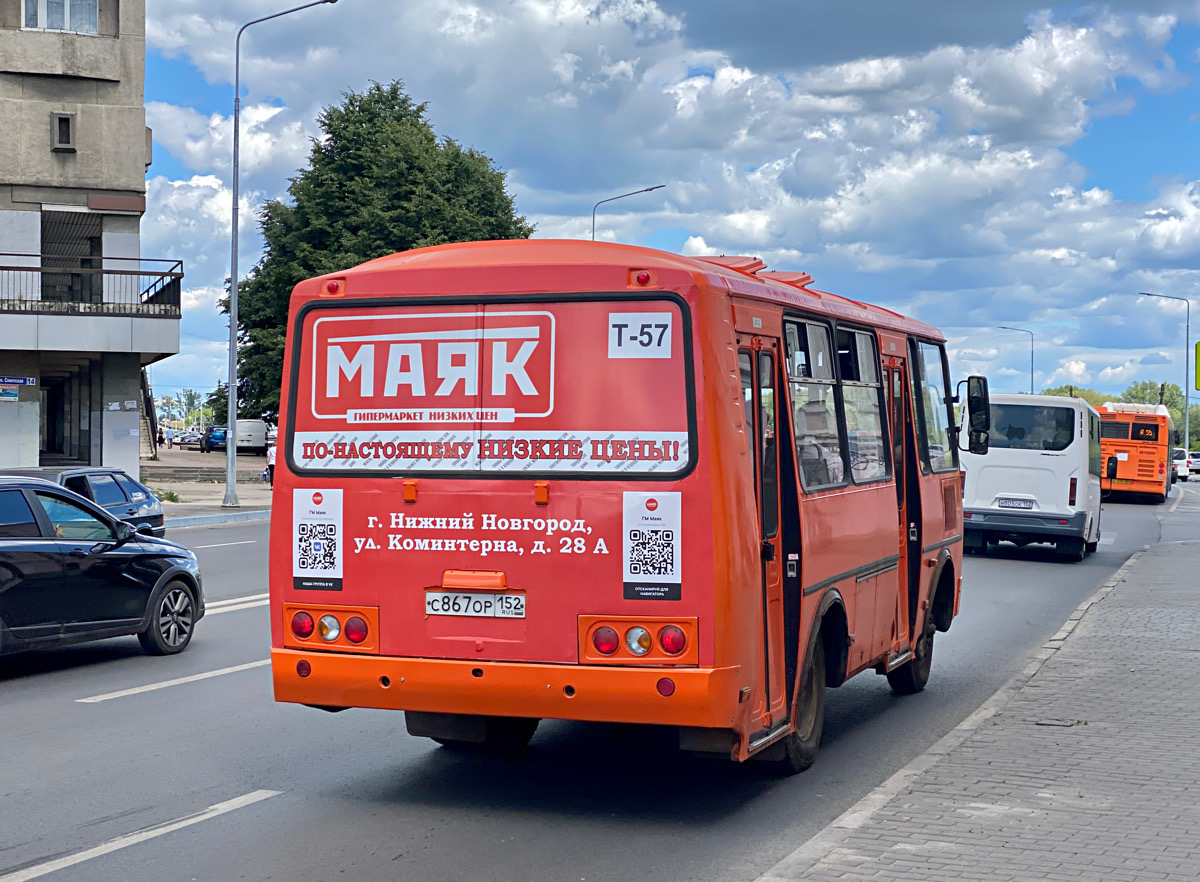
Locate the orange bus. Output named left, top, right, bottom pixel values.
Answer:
left=269, top=240, right=989, bottom=772
left=1097, top=402, right=1173, bottom=502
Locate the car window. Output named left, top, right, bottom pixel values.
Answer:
left=63, top=475, right=91, bottom=498
left=0, top=490, right=41, bottom=539
left=114, top=475, right=148, bottom=503
left=34, top=492, right=113, bottom=541
left=88, top=474, right=128, bottom=506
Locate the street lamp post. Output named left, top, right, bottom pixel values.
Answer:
left=591, top=185, right=666, bottom=241
left=224, top=0, right=338, bottom=507
left=998, top=326, right=1034, bottom=394
left=1138, top=292, right=1190, bottom=453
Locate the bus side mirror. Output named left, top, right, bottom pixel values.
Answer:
left=1106, top=457, right=1118, bottom=480
left=967, top=376, right=990, bottom=433
left=968, top=431, right=989, bottom=455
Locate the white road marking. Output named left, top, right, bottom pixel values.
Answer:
left=204, top=593, right=269, bottom=616
left=76, top=660, right=270, bottom=704
left=0, top=790, right=280, bottom=882
left=208, top=600, right=269, bottom=616
left=192, top=540, right=258, bottom=549
left=1170, top=491, right=1184, bottom=513
left=206, top=593, right=268, bottom=608
left=1098, top=536, right=1116, bottom=546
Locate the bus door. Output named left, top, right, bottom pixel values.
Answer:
left=740, top=341, right=787, bottom=725
left=884, top=358, right=917, bottom=651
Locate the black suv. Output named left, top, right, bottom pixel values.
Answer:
left=2, top=467, right=165, bottom=537
left=0, top=476, right=204, bottom=656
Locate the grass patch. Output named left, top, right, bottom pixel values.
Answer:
left=152, top=488, right=183, bottom=503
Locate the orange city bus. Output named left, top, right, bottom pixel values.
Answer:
left=1097, top=402, right=1173, bottom=502
left=269, top=240, right=989, bottom=772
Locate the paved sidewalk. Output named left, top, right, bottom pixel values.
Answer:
left=760, top=542, right=1200, bottom=882
left=142, top=477, right=274, bottom=522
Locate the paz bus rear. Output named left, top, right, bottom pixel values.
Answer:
left=269, top=241, right=745, bottom=749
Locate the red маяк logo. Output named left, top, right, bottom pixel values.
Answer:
left=312, top=492, right=323, bottom=505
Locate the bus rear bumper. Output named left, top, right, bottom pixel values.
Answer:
left=271, top=649, right=743, bottom=728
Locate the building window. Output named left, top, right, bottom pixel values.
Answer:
left=24, top=0, right=99, bottom=34
left=51, top=112, right=76, bottom=152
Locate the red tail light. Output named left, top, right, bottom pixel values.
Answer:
left=1068, top=477, right=1077, bottom=507
left=291, top=611, right=314, bottom=639
left=593, top=626, right=619, bottom=655
left=659, top=625, right=687, bottom=655
left=344, top=616, right=369, bottom=644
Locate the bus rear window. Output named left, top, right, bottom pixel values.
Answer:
left=989, top=404, right=1075, bottom=451
left=287, top=296, right=693, bottom=477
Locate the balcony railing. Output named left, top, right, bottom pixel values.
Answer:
left=0, top=254, right=184, bottom=318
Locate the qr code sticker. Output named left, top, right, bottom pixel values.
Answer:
left=628, top=529, right=675, bottom=576
left=297, top=522, right=337, bottom=570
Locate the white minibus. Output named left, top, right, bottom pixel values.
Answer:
left=961, top=394, right=1102, bottom=561
left=236, top=418, right=269, bottom=455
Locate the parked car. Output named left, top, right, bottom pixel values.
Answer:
left=200, top=425, right=227, bottom=453
left=1191, top=451, right=1200, bottom=474
left=236, top=418, right=269, bottom=455
left=0, top=467, right=165, bottom=537
left=1173, top=447, right=1189, bottom=483
left=0, top=476, right=204, bottom=656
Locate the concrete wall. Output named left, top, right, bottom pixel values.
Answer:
left=0, top=0, right=148, bottom=194
left=0, top=350, right=40, bottom=467
left=0, top=314, right=179, bottom=357
left=100, top=350, right=139, bottom=477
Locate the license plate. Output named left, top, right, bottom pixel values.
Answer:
left=425, top=591, right=525, bottom=618
left=997, top=498, right=1033, bottom=509
left=1111, top=478, right=1132, bottom=485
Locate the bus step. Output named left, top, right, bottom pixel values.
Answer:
left=885, top=650, right=914, bottom=672
left=747, top=722, right=791, bottom=753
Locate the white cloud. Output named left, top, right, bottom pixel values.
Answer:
left=140, top=1, right=1200, bottom=397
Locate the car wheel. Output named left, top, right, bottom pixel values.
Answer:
left=138, top=580, right=197, bottom=655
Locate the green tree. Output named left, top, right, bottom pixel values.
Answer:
left=1040, top=385, right=1109, bottom=409
left=206, top=383, right=228, bottom=426
left=1121, top=380, right=1185, bottom=421
left=230, top=80, right=533, bottom=422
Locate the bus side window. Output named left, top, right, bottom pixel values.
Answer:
left=740, top=351, right=756, bottom=483
left=836, top=328, right=889, bottom=484
left=911, top=340, right=955, bottom=473
left=786, top=321, right=846, bottom=490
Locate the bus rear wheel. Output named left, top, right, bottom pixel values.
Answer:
left=776, top=647, right=825, bottom=775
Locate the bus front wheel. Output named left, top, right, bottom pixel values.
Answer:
left=777, top=647, right=826, bottom=774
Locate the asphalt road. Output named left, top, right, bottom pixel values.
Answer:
left=2, top=485, right=1196, bottom=882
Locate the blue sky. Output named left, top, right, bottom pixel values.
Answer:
left=139, top=1, right=1200, bottom=402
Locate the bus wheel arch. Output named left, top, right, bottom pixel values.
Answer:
left=928, top=551, right=956, bottom=633
left=813, top=591, right=850, bottom=689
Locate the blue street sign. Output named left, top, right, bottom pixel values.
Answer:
left=0, top=377, right=36, bottom=385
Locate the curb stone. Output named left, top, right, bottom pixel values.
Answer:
left=752, top=545, right=1150, bottom=882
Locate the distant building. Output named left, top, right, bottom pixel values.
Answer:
left=0, top=0, right=181, bottom=476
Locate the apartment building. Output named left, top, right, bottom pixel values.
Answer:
left=0, top=0, right=181, bottom=476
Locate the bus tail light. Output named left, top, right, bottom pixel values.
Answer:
left=283, top=604, right=378, bottom=654
left=659, top=625, right=686, bottom=655
left=1068, top=478, right=1077, bottom=507
left=593, top=626, right=619, bottom=655
left=579, top=616, right=698, bottom=665
left=291, top=611, right=315, bottom=639
left=318, top=615, right=341, bottom=642
left=625, top=626, right=652, bottom=655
